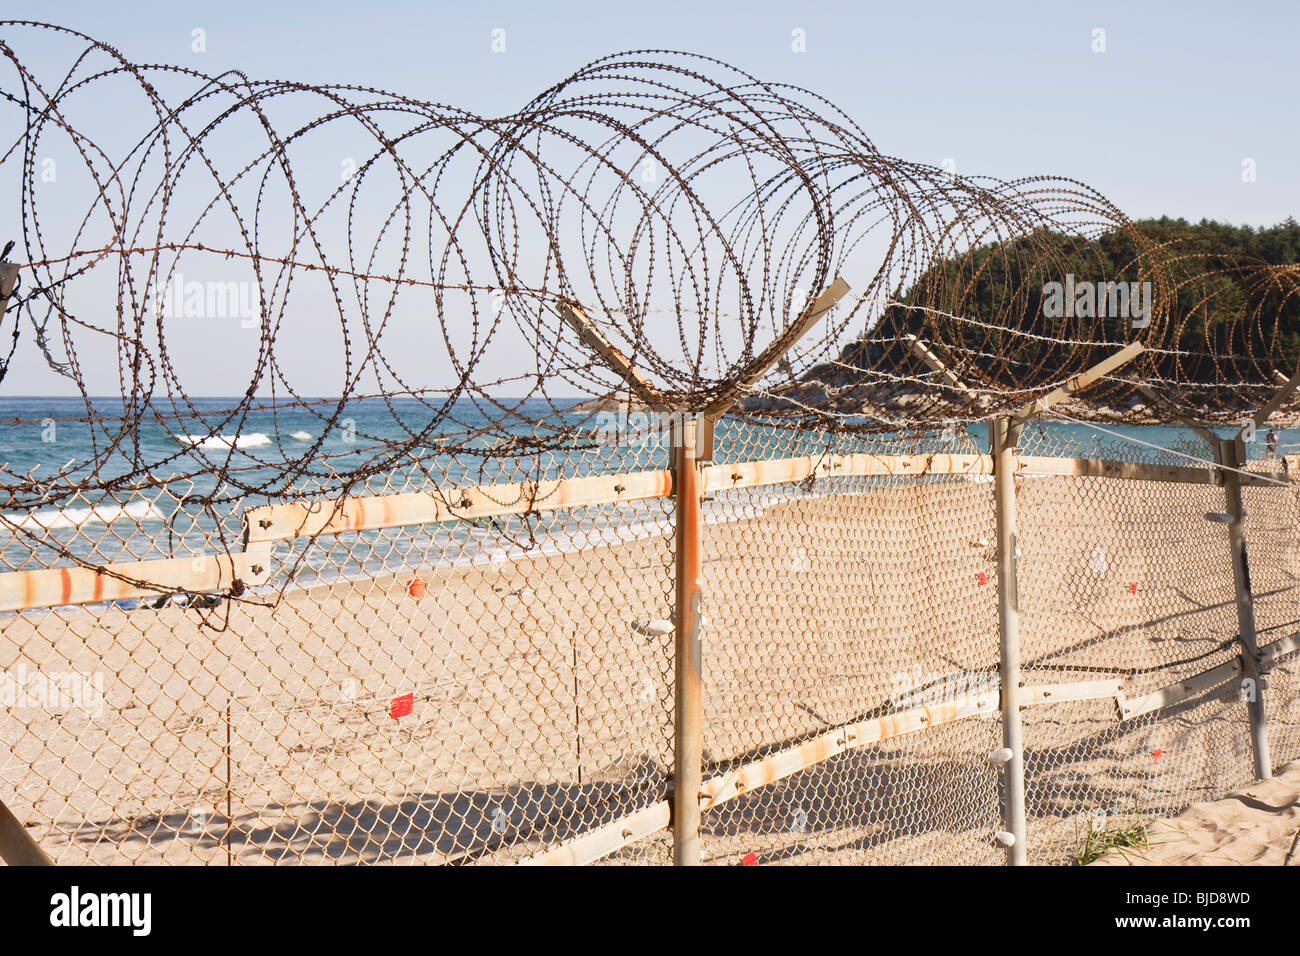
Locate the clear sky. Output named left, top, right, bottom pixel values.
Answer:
left=2, top=0, right=1297, bottom=396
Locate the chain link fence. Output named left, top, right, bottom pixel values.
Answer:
left=1015, top=428, right=1263, bottom=863
left=4, top=415, right=1298, bottom=866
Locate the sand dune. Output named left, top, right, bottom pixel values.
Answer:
left=1089, top=760, right=1300, bottom=866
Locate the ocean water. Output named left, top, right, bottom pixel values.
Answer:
left=0, top=396, right=1294, bottom=600
left=0, top=395, right=591, bottom=495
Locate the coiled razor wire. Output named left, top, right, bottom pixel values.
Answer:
left=1, top=20, right=1299, bottom=515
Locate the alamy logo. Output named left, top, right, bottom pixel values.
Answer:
left=0, top=665, right=103, bottom=717
left=49, top=886, right=151, bottom=936
left=151, top=273, right=260, bottom=326
left=1041, top=274, right=1151, bottom=328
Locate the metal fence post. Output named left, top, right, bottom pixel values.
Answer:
left=993, top=417, right=1028, bottom=865
left=1220, top=436, right=1272, bottom=780
left=672, top=414, right=704, bottom=865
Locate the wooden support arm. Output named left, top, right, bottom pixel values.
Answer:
left=1011, top=341, right=1144, bottom=425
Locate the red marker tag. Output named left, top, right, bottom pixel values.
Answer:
left=1129, top=583, right=1138, bottom=595
left=1152, top=748, right=1162, bottom=760
left=391, top=692, right=414, bottom=719
left=741, top=852, right=757, bottom=866
left=977, top=572, right=987, bottom=586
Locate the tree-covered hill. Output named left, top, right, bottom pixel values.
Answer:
left=797, top=218, right=1300, bottom=410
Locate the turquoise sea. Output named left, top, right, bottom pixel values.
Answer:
left=0, top=396, right=1293, bottom=600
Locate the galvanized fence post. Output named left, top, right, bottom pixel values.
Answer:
left=1219, top=436, right=1272, bottom=780
left=672, top=414, right=704, bottom=865
left=993, top=417, right=1028, bottom=865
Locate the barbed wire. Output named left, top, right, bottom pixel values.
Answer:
left=2, top=19, right=1298, bottom=514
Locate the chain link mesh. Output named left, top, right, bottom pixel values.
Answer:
left=1016, top=430, right=1299, bottom=863
left=5, top=421, right=1300, bottom=865
left=696, top=422, right=1002, bottom=864
left=2, top=440, right=680, bottom=865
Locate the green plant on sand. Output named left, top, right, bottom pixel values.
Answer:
left=1075, top=809, right=1150, bottom=865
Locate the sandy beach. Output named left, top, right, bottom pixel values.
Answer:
left=2, top=470, right=1299, bottom=865
left=1088, top=759, right=1300, bottom=865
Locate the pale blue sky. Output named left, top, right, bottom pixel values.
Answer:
left=2, top=1, right=1297, bottom=395
left=9, top=0, right=1294, bottom=221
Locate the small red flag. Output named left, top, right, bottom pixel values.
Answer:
left=1152, top=748, right=1162, bottom=760
left=1130, top=583, right=1138, bottom=594
left=741, top=852, right=757, bottom=866
left=977, top=572, right=987, bottom=586
left=391, top=692, right=414, bottom=719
